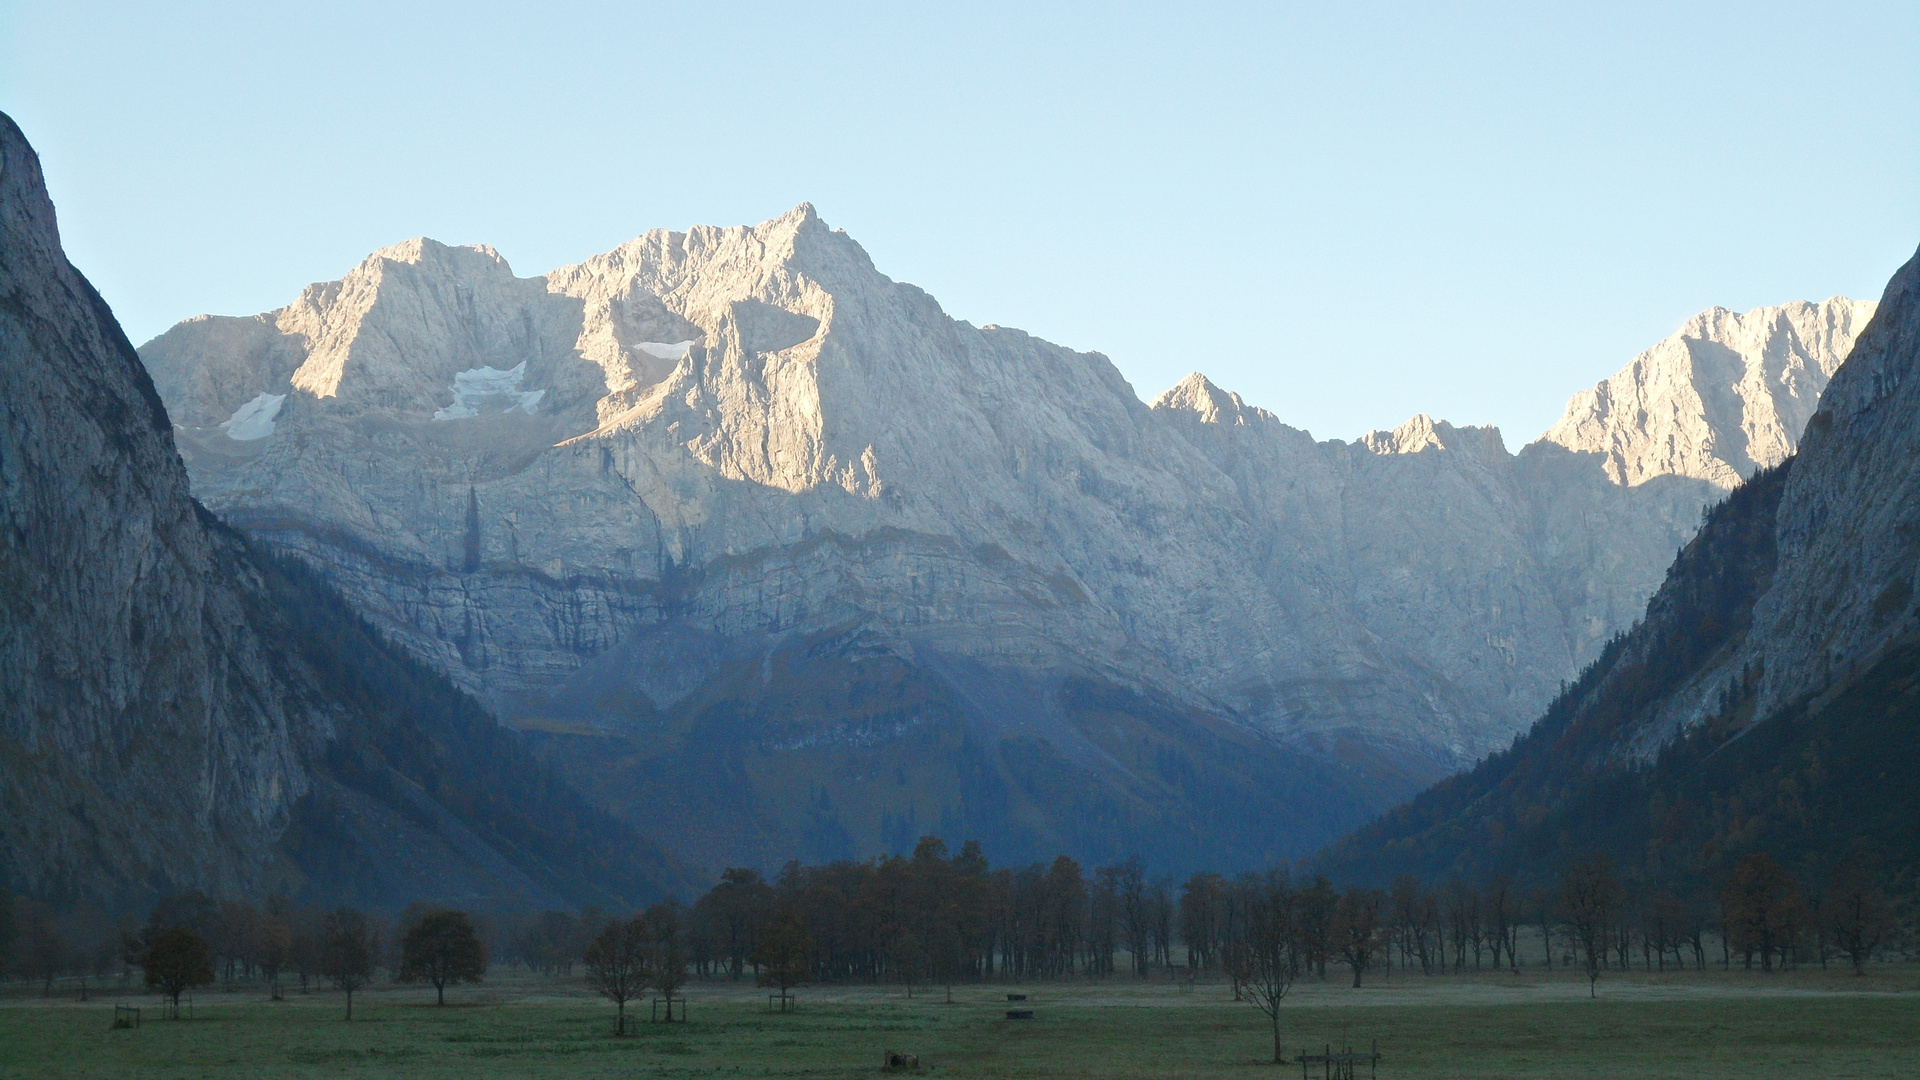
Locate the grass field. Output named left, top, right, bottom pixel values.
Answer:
left=2, top=965, right=1917, bottom=1079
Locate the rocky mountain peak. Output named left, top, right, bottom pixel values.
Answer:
left=0, top=117, right=65, bottom=270
left=1149, top=372, right=1276, bottom=427
left=1359, top=414, right=1506, bottom=459
left=1539, top=297, right=1874, bottom=488
left=1749, top=257, right=1920, bottom=719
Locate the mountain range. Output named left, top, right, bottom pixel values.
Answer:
left=133, top=201, right=1870, bottom=877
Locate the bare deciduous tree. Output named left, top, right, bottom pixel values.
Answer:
left=1558, top=854, right=1623, bottom=998
left=1721, top=853, right=1804, bottom=972
left=1243, top=870, right=1301, bottom=1064
left=1823, top=857, right=1895, bottom=975
left=750, top=909, right=813, bottom=1008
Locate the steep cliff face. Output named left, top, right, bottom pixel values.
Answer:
left=1749, top=269, right=1920, bottom=718
left=1316, top=246, right=1920, bottom=890
left=0, top=113, right=677, bottom=909
left=136, top=202, right=1868, bottom=872
left=0, top=112, right=300, bottom=901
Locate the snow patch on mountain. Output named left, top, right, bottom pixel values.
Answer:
left=635, top=341, right=695, bottom=361
left=221, top=392, right=285, bottom=440
left=432, top=362, right=545, bottom=421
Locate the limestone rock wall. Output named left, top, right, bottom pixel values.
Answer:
left=0, top=114, right=309, bottom=898
left=139, top=207, right=1868, bottom=770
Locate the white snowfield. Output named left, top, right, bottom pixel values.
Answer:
left=220, top=392, right=285, bottom=440
left=635, top=340, right=694, bottom=360
left=136, top=205, right=1872, bottom=769
left=432, top=362, right=545, bottom=421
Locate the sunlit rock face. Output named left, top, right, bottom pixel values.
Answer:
left=139, top=205, right=1868, bottom=782
left=1541, top=299, right=1876, bottom=487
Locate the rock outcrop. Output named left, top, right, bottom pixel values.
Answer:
left=136, top=204, right=1869, bottom=872
left=0, top=113, right=677, bottom=908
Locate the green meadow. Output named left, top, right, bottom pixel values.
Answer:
left=2, top=966, right=1916, bottom=1079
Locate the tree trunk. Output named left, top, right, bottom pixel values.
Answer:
left=346, top=989, right=353, bottom=1021
left=436, top=979, right=446, bottom=1005
left=1271, top=1010, right=1282, bottom=1064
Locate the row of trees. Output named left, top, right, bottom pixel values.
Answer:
left=1542, top=851, right=1900, bottom=992
left=0, top=890, right=488, bottom=1019
left=677, top=839, right=1185, bottom=992
left=2, top=842, right=1901, bottom=1019
left=656, top=840, right=1907, bottom=1001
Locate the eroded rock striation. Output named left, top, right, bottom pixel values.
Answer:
left=137, top=204, right=1869, bottom=872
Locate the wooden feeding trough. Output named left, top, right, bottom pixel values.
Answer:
left=1292, top=1040, right=1379, bottom=1080
left=1006, top=993, right=1027, bottom=1001
left=1005, top=1008, right=1034, bottom=1020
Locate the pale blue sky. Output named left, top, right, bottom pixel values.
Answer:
left=4, top=2, right=1916, bottom=443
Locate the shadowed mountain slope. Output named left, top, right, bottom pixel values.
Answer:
left=1315, top=243, right=1920, bottom=895
left=0, top=112, right=682, bottom=910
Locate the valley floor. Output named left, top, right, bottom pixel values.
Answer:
left=1, top=966, right=1915, bottom=1079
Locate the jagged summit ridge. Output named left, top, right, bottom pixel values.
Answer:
left=137, top=204, right=1870, bottom=868
left=1542, top=298, right=1874, bottom=487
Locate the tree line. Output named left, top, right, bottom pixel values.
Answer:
left=0, top=839, right=1905, bottom=1020
left=0, top=889, right=487, bottom=1019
